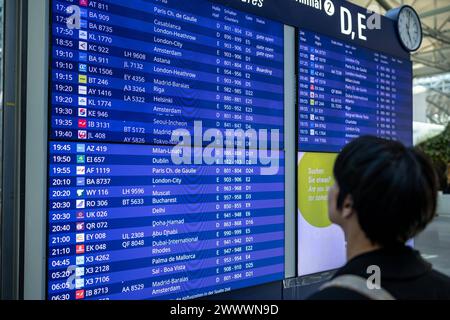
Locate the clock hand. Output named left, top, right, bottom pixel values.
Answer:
left=406, top=25, right=413, bottom=44
left=409, top=23, right=415, bottom=36
left=407, top=28, right=412, bottom=43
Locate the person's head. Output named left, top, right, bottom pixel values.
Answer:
left=328, top=136, right=439, bottom=247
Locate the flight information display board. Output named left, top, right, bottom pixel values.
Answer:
left=48, top=0, right=285, bottom=300
left=298, top=29, right=413, bottom=153
left=296, top=28, right=413, bottom=277
left=50, top=0, right=284, bottom=146
left=48, top=143, right=285, bottom=300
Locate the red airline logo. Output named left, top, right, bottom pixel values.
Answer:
left=78, top=119, right=87, bottom=129
left=76, top=244, right=85, bottom=254
left=75, top=290, right=85, bottom=300
left=78, top=130, right=87, bottom=140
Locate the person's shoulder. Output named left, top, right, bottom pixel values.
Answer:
left=428, top=269, right=450, bottom=287
left=307, top=287, right=370, bottom=300
left=410, top=269, right=450, bottom=299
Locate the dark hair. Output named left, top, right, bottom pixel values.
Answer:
left=334, top=136, right=439, bottom=246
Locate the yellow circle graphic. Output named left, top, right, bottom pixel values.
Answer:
left=298, top=153, right=337, bottom=228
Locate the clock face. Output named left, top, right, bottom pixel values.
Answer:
left=398, top=7, right=422, bottom=51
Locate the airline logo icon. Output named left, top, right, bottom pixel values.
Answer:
left=310, top=129, right=315, bottom=136
left=310, top=77, right=315, bottom=84
left=76, top=233, right=85, bottom=243
left=79, top=52, right=88, bottom=62
left=75, top=278, right=85, bottom=289
left=76, top=256, right=85, bottom=265
left=76, top=267, right=85, bottom=277
left=77, top=155, right=86, bottom=164
left=79, top=75, right=87, bottom=84
left=79, top=64, right=87, bottom=73
left=76, top=199, right=86, bottom=209
left=310, top=84, right=315, bottom=91
left=80, top=8, right=88, bottom=18
left=78, top=108, right=87, bottom=117
left=79, top=0, right=89, bottom=7
left=79, top=85, right=87, bottom=95
left=75, top=290, right=85, bottom=300
left=310, top=92, right=315, bottom=99
left=80, top=20, right=88, bottom=29
left=78, top=130, right=88, bottom=140
left=310, top=54, right=315, bottom=61
left=77, top=177, right=86, bottom=186
left=310, top=114, right=316, bottom=121
left=78, top=97, right=87, bottom=106
left=76, top=166, right=86, bottom=175
left=77, top=189, right=85, bottom=197
left=76, top=222, right=85, bottom=231
left=77, top=144, right=86, bottom=153
left=79, top=30, right=88, bottom=40
left=76, top=211, right=85, bottom=219
left=78, top=119, right=87, bottom=129
left=79, top=41, right=88, bottom=51
left=76, top=244, right=85, bottom=254
left=310, top=99, right=315, bottom=106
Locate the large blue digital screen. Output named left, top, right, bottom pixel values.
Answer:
left=296, top=28, right=414, bottom=277
left=48, top=0, right=285, bottom=300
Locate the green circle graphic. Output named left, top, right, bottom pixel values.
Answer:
left=298, top=153, right=337, bottom=228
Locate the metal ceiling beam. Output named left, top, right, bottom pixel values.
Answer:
left=413, top=68, right=449, bottom=79
left=426, top=98, right=449, bottom=120
left=422, top=24, right=450, bottom=45
left=430, top=88, right=450, bottom=99
left=415, top=73, right=450, bottom=85
left=375, top=0, right=392, bottom=11
left=420, top=5, right=450, bottom=19
left=412, top=56, right=450, bottom=72
left=415, top=70, right=448, bottom=79
left=414, top=46, right=450, bottom=56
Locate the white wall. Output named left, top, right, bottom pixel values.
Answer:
left=413, top=91, right=428, bottom=123
left=438, top=193, right=450, bottom=216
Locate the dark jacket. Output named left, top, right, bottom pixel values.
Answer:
left=309, top=245, right=450, bottom=300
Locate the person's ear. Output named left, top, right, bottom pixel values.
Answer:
left=341, top=194, right=354, bottom=219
